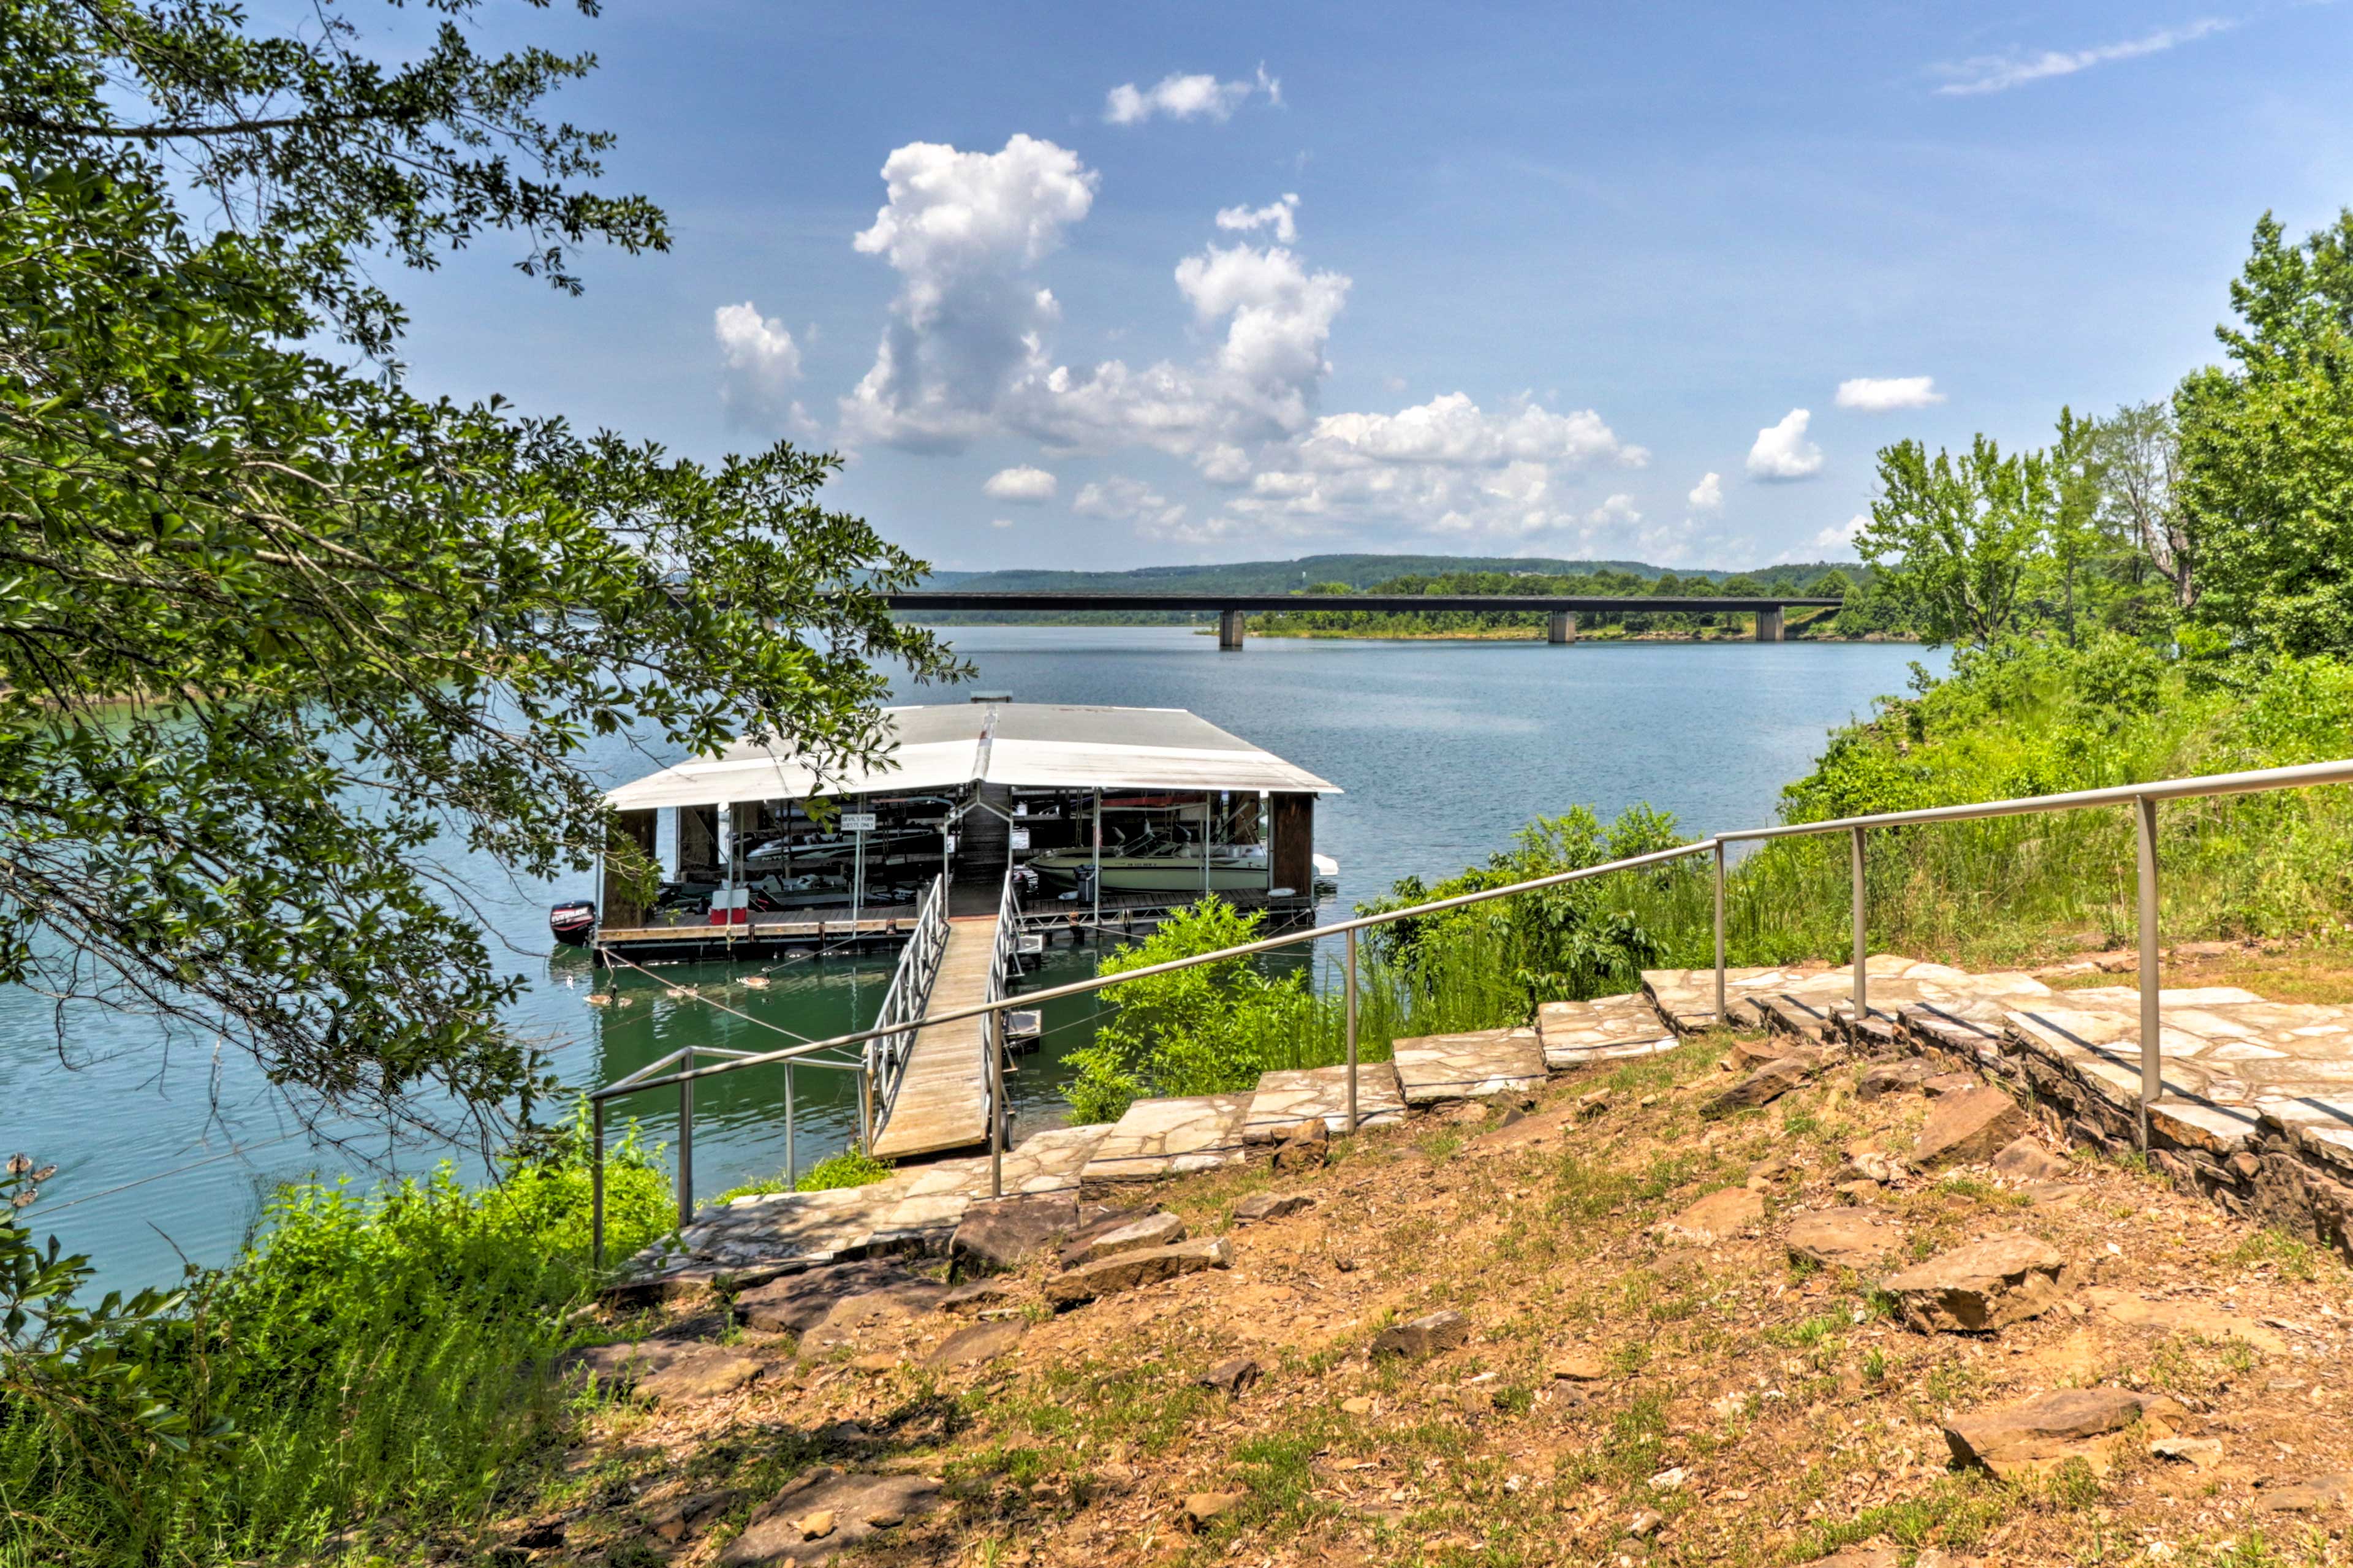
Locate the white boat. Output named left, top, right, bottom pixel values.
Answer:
left=1028, top=832, right=1276, bottom=893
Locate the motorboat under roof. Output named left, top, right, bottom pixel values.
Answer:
left=603, top=701, right=1341, bottom=812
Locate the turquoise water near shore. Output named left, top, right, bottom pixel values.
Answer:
left=6, top=627, right=1941, bottom=1290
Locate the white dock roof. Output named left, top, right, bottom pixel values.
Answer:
left=604, top=702, right=1339, bottom=811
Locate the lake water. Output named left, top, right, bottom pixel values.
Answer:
left=7, top=627, right=1939, bottom=1290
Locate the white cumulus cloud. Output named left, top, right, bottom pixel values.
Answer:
left=1215, top=193, right=1300, bottom=244
left=1815, top=514, right=1869, bottom=550
left=1747, top=409, right=1825, bottom=482
left=1104, top=64, right=1280, bottom=124
left=1933, top=18, right=2235, bottom=96
left=713, top=301, right=803, bottom=428
left=1686, top=471, right=1723, bottom=510
left=840, top=135, right=1099, bottom=452
left=1073, top=476, right=1189, bottom=537
left=1836, top=376, right=1944, bottom=412
left=982, top=465, right=1057, bottom=503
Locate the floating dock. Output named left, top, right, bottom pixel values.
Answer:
left=870, top=914, right=1000, bottom=1159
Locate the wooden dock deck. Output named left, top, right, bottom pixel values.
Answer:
left=869, top=914, right=999, bottom=1160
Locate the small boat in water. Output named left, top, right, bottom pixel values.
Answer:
left=1027, top=831, right=1329, bottom=895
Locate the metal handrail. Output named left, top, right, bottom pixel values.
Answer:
left=981, top=866, right=1022, bottom=1197
left=863, top=871, right=950, bottom=1136
left=587, top=754, right=2353, bottom=1267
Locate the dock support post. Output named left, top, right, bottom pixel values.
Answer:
left=676, top=1049, right=694, bottom=1231
left=1547, top=610, right=1577, bottom=645
left=1218, top=608, right=1247, bottom=651
left=591, top=1100, right=605, bottom=1271
left=1344, top=926, right=1360, bottom=1134
left=1712, top=839, right=1726, bottom=1027
left=988, top=1009, right=1004, bottom=1199
left=1754, top=606, right=1784, bottom=642
left=1849, top=827, right=1868, bottom=1025
left=2135, top=795, right=2161, bottom=1148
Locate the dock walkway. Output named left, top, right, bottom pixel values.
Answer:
left=870, top=914, right=999, bottom=1160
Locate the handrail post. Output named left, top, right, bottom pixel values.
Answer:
left=784, top=1060, right=797, bottom=1187
left=1344, top=926, right=1360, bottom=1134
left=1850, top=825, right=1868, bottom=1023
left=1712, top=839, right=1727, bottom=1027
left=987, top=1007, right=1004, bottom=1199
left=2135, top=794, right=2161, bottom=1148
left=591, top=1098, right=606, bottom=1272
left=676, top=1047, right=694, bottom=1231
left=860, top=1052, right=875, bottom=1151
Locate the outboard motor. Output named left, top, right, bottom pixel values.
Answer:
left=548, top=900, right=597, bottom=947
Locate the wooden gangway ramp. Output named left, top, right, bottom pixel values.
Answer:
left=869, top=912, right=999, bottom=1159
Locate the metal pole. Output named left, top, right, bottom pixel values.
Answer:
left=860, top=1058, right=874, bottom=1151
left=784, top=1060, right=797, bottom=1187
left=676, top=1048, right=694, bottom=1230
left=1091, top=787, right=1102, bottom=931
left=987, top=1009, right=1004, bottom=1198
left=591, top=1099, right=606, bottom=1271
left=1712, top=838, right=1727, bottom=1027
left=2135, top=794, right=2161, bottom=1146
left=1344, top=926, right=1360, bottom=1134
left=1850, top=825, right=1868, bottom=1023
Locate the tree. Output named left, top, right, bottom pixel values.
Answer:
left=0, top=3, right=956, bottom=1145
left=2088, top=401, right=2195, bottom=612
left=2176, top=211, right=2353, bottom=657
left=2038, top=406, right=2108, bottom=646
left=1856, top=436, right=2052, bottom=648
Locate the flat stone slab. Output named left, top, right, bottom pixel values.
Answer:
left=1392, top=1028, right=1547, bottom=1104
left=1654, top=1186, right=1765, bottom=1244
left=1881, top=1232, right=2069, bottom=1332
left=1785, top=1209, right=1904, bottom=1270
left=719, top=1468, right=944, bottom=1566
left=1044, top=1237, right=1233, bottom=1306
left=1535, top=992, right=1677, bottom=1068
left=1080, top=1093, right=1251, bottom=1189
left=1945, top=1387, right=2183, bottom=1480
left=1642, top=964, right=1830, bottom=1033
left=1243, top=1062, right=1405, bottom=1142
left=559, top=1338, right=764, bottom=1403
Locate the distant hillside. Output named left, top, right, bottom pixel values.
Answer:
left=908, top=554, right=1871, bottom=624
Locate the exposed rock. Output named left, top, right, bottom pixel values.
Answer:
left=1627, top=1508, right=1664, bottom=1538
left=1835, top=1180, right=1884, bottom=1204
left=511, top=1515, right=569, bottom=1550
left=1180, top=1491, right=1245, bottom=1530
left=948, top=1194, right=1078, bottom=1277
left=1991, top=1137, right=2070, bottom=1183
left=1911, top=1086, right=2030, bottom=1169
left=2151, top=1436, right=2224, bottom=1468
left=1922, top=1072, right=1980, bottom=1097
left=1233, top=1191, right=1315, bottom=1224
left=1549, top=1353, right=1610, bottom=1382
left=1784, top=1209, right=1904, bottom=1270
left=1856, top=1061, right=1936, bottom=1100
left=1199, top=1355, right=1262, bottom=1395
left=1043, top=1237, right=1233, bottom=1307
left=1271, top=1118, right=1331, bottom=1175
left=646, top=1488, right=738, bottom=1543
left=938, top=1278, right=1020, bottom=1316
left=736, top=1262, right=924, bottom=1334
left=1943, top=1387, right=2183, bottom=1479
left=1813, top=1550, right=1898, bottom=1568
left=718, top=1469, right=942, bottom=1566
left=2082, top=1287, right=2288, bottom=1352
left=925, top=1319, right=1027, bottom=1371
left=2257, top=1472, right=2353, bottom=1513
left=797, top=1284, right=949, bottom=1361
left=1882, top=1232, right=2071, bottom=1332
left=1654, top=1186, right=1765, bottom=1244
left=1734, top=1037, right=1819, bottom=1070
left=1370, top=1309, right=1472, bottom=1358
left=1705, top=1056, right=1811, bottom=1115
left=558, top=1338, right=764, bottom=1404
left=1059, top=1209, right=1185, bottom=1267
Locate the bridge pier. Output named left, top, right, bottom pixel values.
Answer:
left=1218, top=608, right=1247, bottom=651
left=1547, top=610, right=1578, bottom=645
left=1754, top=606, right=1784, bottom=643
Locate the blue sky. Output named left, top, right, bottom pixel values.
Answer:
left=386, top=2, right=2353, bottom=571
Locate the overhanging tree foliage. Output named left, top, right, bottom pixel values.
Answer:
left=0, top=2, right=957, bottom=1143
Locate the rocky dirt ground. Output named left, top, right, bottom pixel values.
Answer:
left=447, top=1018, right=2353, bottom=1568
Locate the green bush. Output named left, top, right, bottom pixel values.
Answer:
left=792, top=1149, right=894, bottom=1192
left=0, top=1107, right=672, bottom=1566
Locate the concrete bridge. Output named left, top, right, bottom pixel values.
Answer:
left=884, top=592, right=1844, bottom=650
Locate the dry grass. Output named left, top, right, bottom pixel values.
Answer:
left=442, top=1036, right=2353, bottom=1568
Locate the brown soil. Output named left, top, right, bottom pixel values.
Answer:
left=462, top=1037, right=2353, bottom=1568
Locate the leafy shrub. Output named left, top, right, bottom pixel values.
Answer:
left=0, top=1107, right=671, bottom=1566
left=794, top=1149, right=893, bottom=1192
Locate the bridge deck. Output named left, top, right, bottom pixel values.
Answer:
left=870, top=914, right=999, bottom=1159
